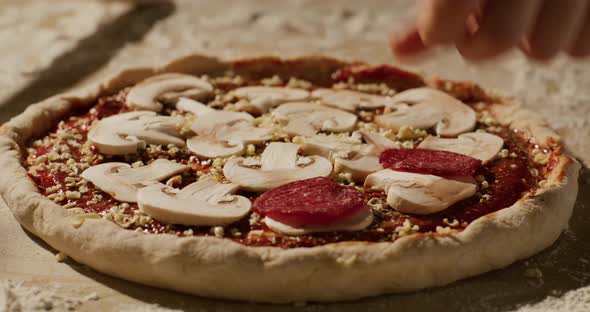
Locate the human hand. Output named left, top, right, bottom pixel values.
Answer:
left=391, top=0, right=590, bottom=61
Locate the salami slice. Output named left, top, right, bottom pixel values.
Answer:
left=379, top=148, right=482, bottom=177
left=253, top=177, right=366, bottom=227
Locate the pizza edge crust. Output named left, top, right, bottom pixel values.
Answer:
left=0, top=54, right=580, bottom=303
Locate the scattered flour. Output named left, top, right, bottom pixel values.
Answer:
left=0, top=280, right=98, bottom=312
left=513, top=285, right=590, bottom=312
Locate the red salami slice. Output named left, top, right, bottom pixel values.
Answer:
left=253, top=177, right=366, bottom=227
left=379, top=148, right=482, bottom=177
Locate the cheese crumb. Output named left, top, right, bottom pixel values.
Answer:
left=436, top=226, right=454, bottom=234
left=291, top=136, right=304, bottom=145
left=245, top=144, right=256, bottom=156
left=230, top=228, right=242, bottom=237
left=533, top=152, right=550, bottom=165
left=367, top=197, right=384, bottom=211
left=443, top=218, right=459, bottom=227
left=395, top=219, right=420, bottom=237
left=249, top=212, right=261, bottom=226
left=261, top=75, right=283, bottom=86
left=481, top=181, right=490, bottom=189
left=65, top=191, right=81, bottom=199
left=212, top=226, right=225, bottom=238
left=396, top=126, right=426, bottom=140
left=524, top=267, right=544, bottom=278
left=55, top=252, right=68, bottom=262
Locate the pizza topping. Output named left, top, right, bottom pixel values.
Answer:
left=223, top=142, right=332, bottom=192
left=300, top=133, right=372, bottom=161
left=264, top=209, right=374, bottom=236
left=176, top=97, right=214, bottom=116
left=379, top=149, right=482, bottom=177
left=232, top=86, right=310, bottom=115
left=334, top=156, right=382, bottom=182
left=418, top=132, right=504, bottom=164
left=301, top=131, right=399, bottom=182
left=375, top=88, right=476, bottom=137
left=312, top=89, right=394, bottom=112
left=253, top=177, right=369, bottom=228
left=80, top=159, right=188, bottom=202
left=365, top=169, right=477, bottom=215
left=126, top=73, right=213, bottom=112
left=88, top=111, right=184, bottom=155
left=23, top=68, right=547, bottom=247
left=187, top=110, right=272, bottom=158
left=272, top=102, right=357, bottom=136
left=137, top=177, right=251, bottom=226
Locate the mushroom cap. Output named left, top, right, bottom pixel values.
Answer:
left=187, top=110, right=271, bottom=158
left=418, top=132, right=504, bottom=164
left=375, top=88, right=476, bottom=137
left=138, top=177, right=251, bottom=226
left=232, top=86, right=310, bottom=114
left=187, top=136, right=245, bottom=159
left=334, top=156, right=383, bottom=182
left=88, top=111, right=185, bottom=155
left=359, top=130, right=400, bottom=152
left=273, top=102, right=357, bottom=136
left=312, top=88, right=394, bottom=112
left=264, top=208, right=374, bottom=235
left=364, top=169, right=477, bottom=215
left=176, top=97, right=214, bottom=116
left=191, top=110, right=254, bottom=135
left=223, top=142, right=332, bottom=192
left=80, top=159, right=188, bottom=202
left=300, top=132, right=398, bottom=182
left=126, top=73, right=213, bottom=112
left=300, top=133, right=372, bottom=160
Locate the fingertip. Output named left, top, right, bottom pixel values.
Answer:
left=390, top=29, right=429, bottom=57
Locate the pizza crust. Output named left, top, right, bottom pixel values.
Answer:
left=0, top=55, right=580, bottom=303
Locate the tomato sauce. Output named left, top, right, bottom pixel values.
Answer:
left=26, top=83, right=544, bottom=249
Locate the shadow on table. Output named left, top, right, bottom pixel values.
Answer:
left=39, top=167, right=586, bottom=312
left=0, top=1, right=175, bottom=123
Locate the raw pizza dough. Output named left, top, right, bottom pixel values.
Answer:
left=0, top=55, right=580, bottom=303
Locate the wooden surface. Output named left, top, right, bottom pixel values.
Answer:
left=1, top=1, right=589, bottom=311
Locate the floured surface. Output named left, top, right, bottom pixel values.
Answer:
left=514, top=285, right=590, bottom=312
left=1, top=0, right=589, bottom=311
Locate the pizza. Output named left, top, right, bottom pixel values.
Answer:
left=0, top=55, right=580, bottom=303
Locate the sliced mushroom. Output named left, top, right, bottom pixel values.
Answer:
left=300, top=133, right=372, bottom=161
left=80, top=159, right=188, bottom=203
left=190, top=110, right=253, bottom=135
left=264, top=209, right=374, bottom=236
left=137, top=177, right=251, bottom=226
left=359, top=130, right=400, bottom=152
left=187, top=110, right=271, bottom=158
left=176, top=97, right=214, bottom=116
left=334, top=156, right=382, bottom=182
left=301, top=131, right=399, bottom=181
left=364, top=169, right=477, bottom=215
left=418, top=132, right=504, bottom=163
left=272, top=102, right=357, bottom=136
left=232, top=86, right=310, bottom=115
left=88, top=111, right=184, bottom=155
left=223, top=142, right=332, bottom=192
left=375, top=88, right=476, bottom=137
left=126, top=73, right=213, bottom=112
left=312, top=89, right=394, bottom=112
